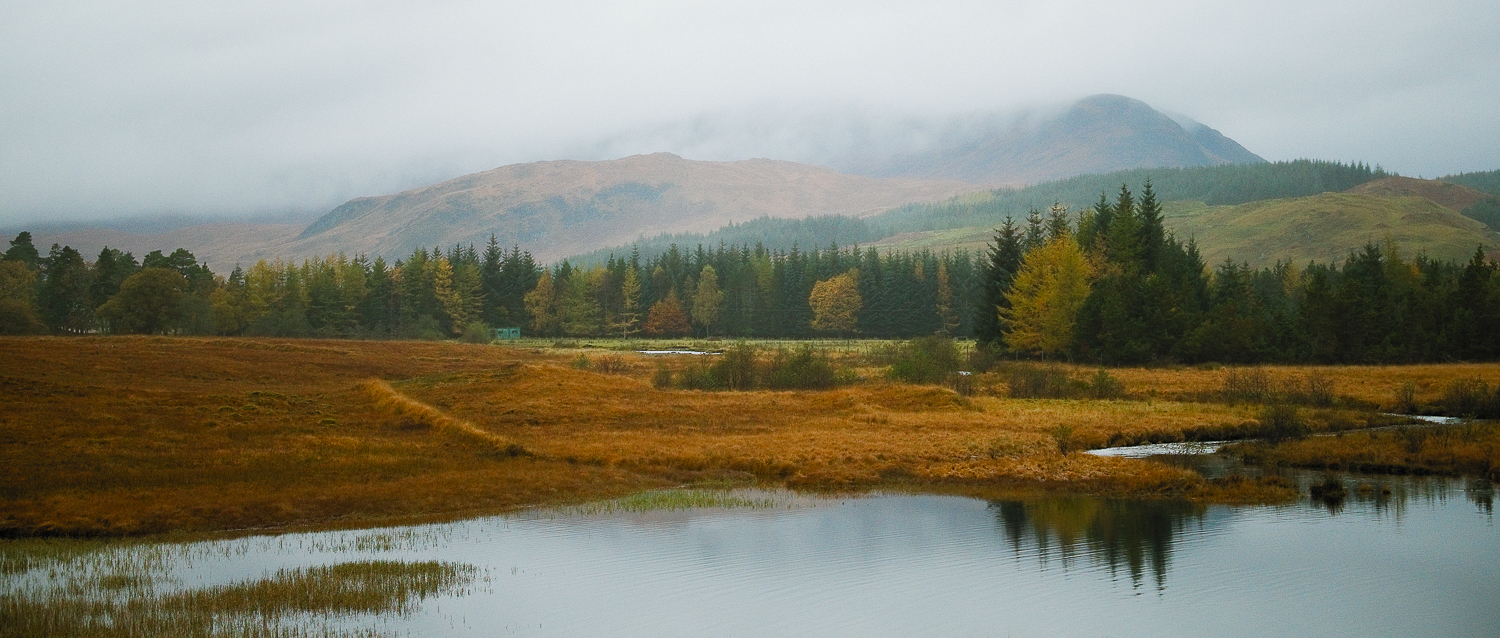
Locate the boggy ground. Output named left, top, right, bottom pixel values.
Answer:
left=1, top=336, right=1492, bottom=537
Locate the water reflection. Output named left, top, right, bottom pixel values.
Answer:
left=8, top=472, right=1497, bottom=637
left=991, top=498, right=1204, bottom=592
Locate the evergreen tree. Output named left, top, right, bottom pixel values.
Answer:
left=974, top=218, right=1024, bottom=347
left=3, top=232, right=40, bottom=266
left=38, top=245, right=93, bottom=334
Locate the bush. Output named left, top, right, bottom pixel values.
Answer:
left=1086, top=369, right=1125, bottom=399
left=710, top=342, right=759, bottom=390
left=966, top=342, right=1002, bottom=374
left=1394, top=381, right=1419, bottom=414
left=1257, top=403, right=1309, bottom=444
left=1442, top=377, right=1499, bottom=418
left=675, top=359, right=723, bottom=390
left=652, top=364, right=673, bottom=389
left=1222, top=367, right=1271, bottom=403
left=592, top=354, right=632, bottom=374
left=765, top=345, right=846, bottom=390
left=888, top=335, right=961, bottom=385
left=460, top=321, right=490, bottom=344
left=1005, top=364, right=1073, bottom=399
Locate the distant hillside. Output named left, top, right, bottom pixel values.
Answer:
left=873, top=159, right=1389, bottom=233
left=847, top=94, right=1265, bottom=185
left=27, top=223, right=303, bottom=275
left=1440, top=170, right=1500, bottom=198
left=1345, top=176, right=1489, bottom=212
left=290, top=153, right=977, bottom=264
left=1165, top=193, right=1499, bottom=266
left=571, top=160, right=1397, bottom=265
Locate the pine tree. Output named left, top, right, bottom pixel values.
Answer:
left=974, top=218, right=1024, bottom=347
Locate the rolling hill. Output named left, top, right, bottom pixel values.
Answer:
left=854, top=179, right=1500, bottom=267
left=285, top=152, right=978, bottom=265
left=1164, top=192, right=1499, bottom=266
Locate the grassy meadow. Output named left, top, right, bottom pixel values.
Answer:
left=2, top=336, right=1498, bottom=538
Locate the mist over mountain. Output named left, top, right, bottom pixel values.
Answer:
left=23, top=94, right=1291, bottom=270
left=838, top=95, right=1264, bottom=184
left=288, top=152, right=976, bottom=265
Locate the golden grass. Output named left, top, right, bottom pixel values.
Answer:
left=1229, top=422, right=1500, bottom=480
left=360, top=379, right=524, bottom=456
left=1, top=336, right=1491, bottom=537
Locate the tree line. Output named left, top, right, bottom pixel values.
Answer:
left=977, top=181, right=1500, bottom=364
left=0, top=230, right=983, bottom=341
left=5, top=177, right=1499, bottom=366
left=0, top=233, right=542, bottom=339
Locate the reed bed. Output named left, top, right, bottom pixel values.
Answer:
left=1, top=557, right=476, bottom=638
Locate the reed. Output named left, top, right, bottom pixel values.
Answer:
left=0, top=558, right=475, bottom=638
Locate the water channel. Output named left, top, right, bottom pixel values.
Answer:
left=7, top=452, right=1497, bottom=637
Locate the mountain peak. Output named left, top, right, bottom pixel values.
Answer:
left=854, top=95, right=1264, bottom=185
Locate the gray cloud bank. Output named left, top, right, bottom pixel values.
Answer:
left=2, top=0, right=1497, bottom=228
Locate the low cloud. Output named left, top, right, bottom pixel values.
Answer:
left=2, top=0, right=1496, bottom=227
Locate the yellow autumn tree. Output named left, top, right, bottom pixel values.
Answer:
left=1002, top=234, right=1094, bottom=357
left=809, top=270, right=861, bottom=337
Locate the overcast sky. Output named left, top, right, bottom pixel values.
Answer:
left=3, top=0, right=1497, bottom=228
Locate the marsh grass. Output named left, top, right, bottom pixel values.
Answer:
left=5, top=336, right=1497, bottom=537
left=1, top=557, right=475, bottom=638
left=554, top=489, right=781, bottom=516
left=1224, top=420, right=1500, bottom=479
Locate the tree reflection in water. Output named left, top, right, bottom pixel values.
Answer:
left=989, top=498, right=1205, bottom=593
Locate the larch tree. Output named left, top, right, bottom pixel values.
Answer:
left=643, top=289, right=691, bottom=336
left=691, top=265, right=723, bottom=337
left=523, top=270, right=560, bottom=336
left=1002, top=235, right=1094, bottom=357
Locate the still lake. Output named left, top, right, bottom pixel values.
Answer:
left=12, top=463, right=1498, bottom=637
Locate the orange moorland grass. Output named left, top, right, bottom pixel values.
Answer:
left=1227, top=422, right=1500, bottom=479
left=1092, top=362, right=1500, bottom=409
left=1, top=336, right=1487, bottom=538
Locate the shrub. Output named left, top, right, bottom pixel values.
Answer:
left=966, top=342, right=1002, bottom=374
left=1442, top=377, right=1498, bottom=418
left=592, top=354, right=632, bottom=374
left=675, top=360, right=723, bottom=390
left=1394, top=381, right=1419, bottom=414
left=459, top=321, right=490, bottom=344
left=1086, top=369, right=1125, bottom=399
left=888, top=335, right=961, bottom=385
left=1050, top=424, right=1076, bottom=455
left=710, top=342, right=759, bottom=390
left=766, top=345, right=845, bottom=390
left=1256, top=403, right=1309, bottom=444
left=1005, top=363, right=1073, bottom=399
left=652, top=364, right=673, bottom=389
left=949, top=371, right=976, bottom=396
left=1222, top=367, right=1271, bottom=404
